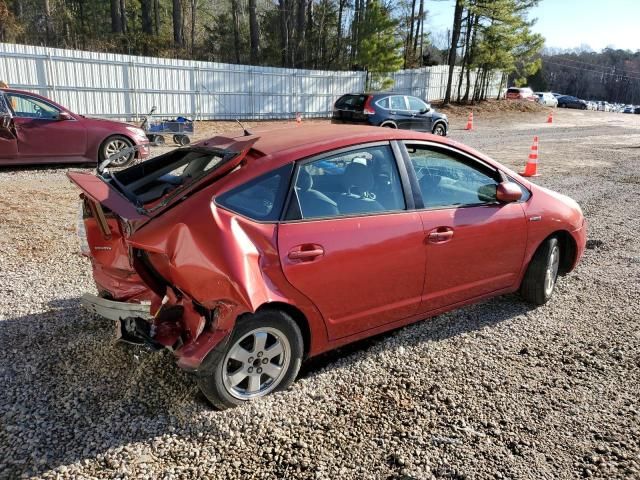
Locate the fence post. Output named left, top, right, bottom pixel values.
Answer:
left=249, top=68, right=254, bottom=120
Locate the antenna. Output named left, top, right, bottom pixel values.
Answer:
left=202, top=83, right=253, bottom=136
left=235, top=119, right=252, bottom=136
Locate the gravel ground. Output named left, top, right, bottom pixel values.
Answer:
left=0, top=108, right=639, bottom=480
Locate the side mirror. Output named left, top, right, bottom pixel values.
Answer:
left=150, top=106, right=157, bottom=114
left=0, top=114, right=12, bottom=129
left=58, top=111, right=73, bottom=121
left=420, top=105, right=431, bottom=114
left=496, top=182, right=523, bottom=203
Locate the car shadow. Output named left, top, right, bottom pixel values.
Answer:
left=0, top=294, right=532, bottom=477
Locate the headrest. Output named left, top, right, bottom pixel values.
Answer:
left=343, top=162, right=374, bottom=192
left=297, top=168, right=313, bottom=191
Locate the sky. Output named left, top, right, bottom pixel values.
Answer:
left=424, top=0, right=640, bottom=52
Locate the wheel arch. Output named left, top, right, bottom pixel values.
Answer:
left=379, top=120, right=398, bottom=128
left=533, top=230, right=576, bottom=276
left=256, top=302, right=311, bottom=358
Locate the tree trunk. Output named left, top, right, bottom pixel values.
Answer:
left=463, top=14, right=478, bottom=103
left=141, top=0, right=153, bottom=34
left=191, top=0, right=197, bottom=56
left=443, top=0, right=463, bottom=105
left=412, top=0, right=423, bottom=63
left=173, top=0, right=183, bottom=47
left=279, top=0, right=288, bottom=67
left=405, top=0, right=416, bottom=69
left=249, top=0, right=260, bottom=64
left=456, top=12, right=472, bottom=102
left=154, top=0, right=160, bottom=35
left=110, top=0, right=122, bottom=33
left=120, top=0, right=127, bottom=34
left=335, top=0, right=345, bottom=65
left=231, top=0, right=240, bottom=63
left=294, top=0, right=305, bottom=67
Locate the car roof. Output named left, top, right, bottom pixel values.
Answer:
left=201, top=124, right=522, bottom=195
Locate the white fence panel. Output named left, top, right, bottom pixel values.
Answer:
left=0, top=43, right=504, bottom=120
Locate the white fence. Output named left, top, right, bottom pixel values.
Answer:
left=387, top=65, right=505, bottom=101
left=0, top=43, right=503, bottom=120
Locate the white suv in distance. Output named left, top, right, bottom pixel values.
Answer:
left=535, top=92, right=558, bottom=107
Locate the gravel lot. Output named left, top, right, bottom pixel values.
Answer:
left=1, top=108, right=639, bottom=479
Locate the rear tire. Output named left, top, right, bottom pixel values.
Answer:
left=99, top=135, right=135, bottom=167
left=520, top=236, right=561, bottom=305
left=197, top=310, right=303, bottom=410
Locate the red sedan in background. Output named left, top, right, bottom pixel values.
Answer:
left=0, top=88, right=149, bottom=166
left=69, top=125, right=586, bottom=409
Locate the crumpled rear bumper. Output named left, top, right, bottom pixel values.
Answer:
left=80, top=292, right=151, bottom=321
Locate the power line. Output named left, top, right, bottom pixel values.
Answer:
left=543, top=60, right=640, bottom=82
left=552, top=57, right=640, bottom=77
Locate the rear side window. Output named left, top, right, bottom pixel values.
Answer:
left=376, top=97, right=390, bottom=109
left=335, top=95, right=367, bottom=110
left=390, top=96, right=407, bottom=110
left=507, top=88, right=520, bottom=94
left=217, top=164, right=293, bottom=221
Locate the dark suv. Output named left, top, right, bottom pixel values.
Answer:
left=331, top=93, right=448, bottom=136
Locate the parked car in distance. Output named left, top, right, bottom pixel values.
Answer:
left=623, top=105, right=634, bottom=113
left=331, top=93, right=449, bottom=136
left=597, top=101, right=610, bottom=112
left=506, top=87, right=535, bottom=101
left=0, top=88, right=149, bottom=167
left=557, top=96, right=588, bottom=110
left=534, top=92, right=558, bottom=107
left=69, top=124, right=587, bottom=409
left=634, top=106, right=640, bottom=114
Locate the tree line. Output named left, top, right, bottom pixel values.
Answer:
left=0, top=0, right=544, bottom=104
left=530, top=48, right=640, bottom=105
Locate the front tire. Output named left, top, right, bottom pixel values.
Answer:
left=520, top=236, right=561, bottom=305
left=198, top=310, right=303, bottom=409
left=99, top=135, right=135, bottom=167
left=432, top=123, right=447, bottom=136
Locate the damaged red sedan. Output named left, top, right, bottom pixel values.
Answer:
left=69, top=125, right=586, bottom=409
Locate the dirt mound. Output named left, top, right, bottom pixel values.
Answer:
left=436, top=99, right=548, bottom=118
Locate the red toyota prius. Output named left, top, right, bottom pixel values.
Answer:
left=69, top=125, right=586, bottom=409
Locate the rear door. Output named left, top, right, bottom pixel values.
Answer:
left=403, top=142, right=528, bottom=312
left=277, top=142, right=426, bottom=340
left=0, top=93, right=17, bottom=163
left=5, top=92, right=87, bottom=162
left=388, top=96, right=413, bottom=129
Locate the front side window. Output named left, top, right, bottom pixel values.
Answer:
left=407, top=96, right=428, bottom=112
left=288, top=145, right=405, bottom=220
left=406, top=145, right=500, bottom=208
left=6, top=94, right=60, bottom=119
left=217, top=164, right=293, bottom=221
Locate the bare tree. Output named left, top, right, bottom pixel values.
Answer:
left=248, top=0, right=260, bottom=64
left=110, top=0, right=122, bottom=33
left=173, top=0, right=183, bottom=47
left=443, top=0, right=463, bottom=104
left=231, top=0, right=241, bottom=63
left=141, top=0, right=153, bottom=34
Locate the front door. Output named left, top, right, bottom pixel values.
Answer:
left=278, top=143, right=426, bottom=339
left=406, top=96, right=433, bottom=132
left=5, top=92, right=86, bottom=162
left=388, top=95, right=413, bottom=129
left=0, top=93, right=17, bottom=162
left=404, top=143, right=528, bottom=312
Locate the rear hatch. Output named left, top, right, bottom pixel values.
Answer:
left=332, top=94, right=369, bottom=122
left=69, top=135, right=258, bottom=301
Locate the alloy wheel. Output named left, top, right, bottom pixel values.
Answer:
left=544, top=244, right=560, bottom=296
left=104, top=138, right=132, bottom=166
left=222, top=327, right=291, bottom=400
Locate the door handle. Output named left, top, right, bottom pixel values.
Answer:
left=427, top=227, right=454, bottom=244
left=288, top=245, right=324, bottom=261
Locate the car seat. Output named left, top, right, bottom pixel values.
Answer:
left=296, top=169, right=339, bottom=218
left=337, top=163, right=385, bottom=214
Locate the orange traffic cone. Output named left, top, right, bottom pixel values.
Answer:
left=465, top=111, right=474, bottom=130
left=296, top=112, right=302, bottom=125
left=546, top=111, right=553, bottom=123
left=521, top=136, right=540, bottom=177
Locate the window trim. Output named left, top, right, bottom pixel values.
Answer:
left=399, top=140, right=529, bottom=211
left=280, top=140, right=414, bottom=223
left=6, top=93, right=66, bottom=120
left=405, top=96, right=429, bottom=113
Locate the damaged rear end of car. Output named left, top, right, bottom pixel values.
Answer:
left=69, top=136, right=265, bottom=371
